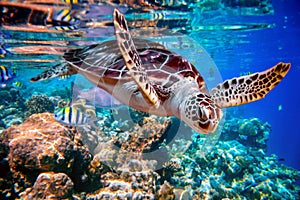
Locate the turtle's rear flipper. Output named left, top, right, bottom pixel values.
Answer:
left=210, top=62, right=291, bottom=108
left=30, top=63, right=77, bottom=82
left=113, top=8, right=160, bottom=108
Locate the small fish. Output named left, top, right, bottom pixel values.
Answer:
left=53, top=9, right=77, bottom=24
left=242, top=181, right=257, bottom=192
left=1, top=65, right=16, bottom=84
left=239, top=71, right=252, bottom=76
left=12, top=81, right=26, bottom=89
left=0, top=45, right=8, bottom=57
left=206, top=67, right=216, bottom=82
left=239, top=135, right=248, bottom=140
left=152, top=12, right=166, bottom=20
left=53, top=106, right=89, bottom=126
left=278, top=158, right=285, bottom=161
left=59, top=75, right=70, bottom=80
left=64, top=0, right=79, bottom=4
left=278, top=104, right=283, bottom=111
left=53, top=25, right=78, bottom=31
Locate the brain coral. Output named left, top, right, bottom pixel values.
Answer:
left=24, top=94, right=55, bottom=117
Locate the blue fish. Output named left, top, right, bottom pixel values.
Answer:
left=53, top=106, right=89, bottom=126
left=0, top=45, right=8, bottom=57
left=0, top=65, right=16, bottom=87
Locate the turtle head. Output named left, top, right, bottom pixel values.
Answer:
left=180, top=92, right=223, bottom=134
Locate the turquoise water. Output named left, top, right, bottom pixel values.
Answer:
left=0, top=0, right=299, bottom=199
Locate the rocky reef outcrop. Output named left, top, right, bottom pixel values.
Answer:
left=0, top=113, right=98, bottom=199
left=0, top=111, right=181, bottom=199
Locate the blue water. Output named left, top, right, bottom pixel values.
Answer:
left=0, top=0, right=300, bottom=198
left=204, top=0, right=300, bottom=171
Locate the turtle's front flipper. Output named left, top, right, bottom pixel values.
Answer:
left=113, top=8, right=160, bottom=108
left=30, top=63, right=77, bottom=82
left=210, top=62, right=291, bottom=108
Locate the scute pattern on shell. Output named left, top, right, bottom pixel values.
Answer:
left=63, top=38, right=206, bottom=99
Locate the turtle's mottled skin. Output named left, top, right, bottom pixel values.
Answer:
left=31, top=9, right=291, bottom=134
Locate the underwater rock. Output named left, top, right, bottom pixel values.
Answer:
left=77, top=127, right=99, bottom=153
left=24, top=94, right=55, bottom=117
left=19, top=172, right=74, bottom=199
left=1, top=113, right=93, bottom=194
left=237, top=118, right=271, bottom=151
left=50, top=86, right=72, bottom=100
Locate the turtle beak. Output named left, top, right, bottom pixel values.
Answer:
left=195, top=104, right=223, bottom=134
left=181, top=93, right=223, bottom=134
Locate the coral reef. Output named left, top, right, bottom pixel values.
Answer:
left=86, top=158, right=160, bottom=199
left=50, top=86, right=72, bottom=100
left=0, top=135, right=14, bottom=199
left=0, top=87, right=25, bottom=129
left=112, top=115, right=172, bottom=153
left=220, top=117, right=271, bottom=151
left=0, top=111, right=299, bottom=199
left=166, top=117, right=300, bottom=199
left=0, top=111, right=184, bottom=199
left=72, top=98, right=97, bottom=118
left=24, top=94, right=55, bottom=117
left=0, top=90, right=69, bottom=129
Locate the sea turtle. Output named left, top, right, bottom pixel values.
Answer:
left=30, top=8, right=290, bottom=134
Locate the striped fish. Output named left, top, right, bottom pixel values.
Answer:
left=53, top=25, right=78, bottom=31
left=12, top=81, right=26, bottom=89
left=53, top=106, right=89, bottom=126
left=64, top=0, right=79, bottom=4
left=59, top=74, right=71, bottom=80
left=54, top=9, right=75, bottom=23
left=52, top=9, right=79, bottom=32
